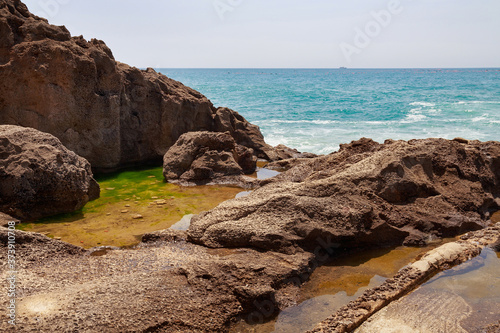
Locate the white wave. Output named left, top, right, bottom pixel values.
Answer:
left=472, top=114, right=489, bottom=122
left=262, top=119, right=340, bottom=125
left=409, top=102, right=435, bottom=107
left=454, top=101, right=500, bottom=105
left=401, top=114, right=427, bottom=123
left=409, top=108, right=423, bottom=114
left=364, top=120, right=396, bottom=125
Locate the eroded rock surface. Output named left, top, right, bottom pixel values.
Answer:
left=0, top=0, right=275, bottom=170
left=189, top=138, right=500, bottom=254
left=0, top=125, right=99, bottom=220
left=163, top=131, right=257, bottom=187
left=0, top=227, right=313, bottom=332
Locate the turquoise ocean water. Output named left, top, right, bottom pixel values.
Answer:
left=158, top=68, right=500, bottom=155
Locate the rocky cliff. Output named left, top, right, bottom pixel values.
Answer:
left=0, top=0, right=275, bottom=171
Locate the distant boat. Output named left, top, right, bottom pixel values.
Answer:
left=339, top=66, right=347, bottom=69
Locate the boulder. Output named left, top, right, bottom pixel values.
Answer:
left=163, top=131, right=257, bottom=187
left=0, top=125, right=99, bottom=220
left=0, top=0, right=274, bottom=171
left=188, top=138, right=500, bottom=254
left=272, top=144, right=318, bottom=160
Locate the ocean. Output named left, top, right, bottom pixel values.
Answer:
left=158, top=68, right=500, bottom=155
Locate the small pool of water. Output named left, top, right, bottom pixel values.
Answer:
left=414, top=247, right=500, bottom=331
left=18, top=166, right=243, bottom=248
left=256, top=168, right=280, bottom=180
left=170, top=214, right=194, bottom=231
left=231, top=242, right=449, bottom=333
left=492, top=211, right=500, bottom=223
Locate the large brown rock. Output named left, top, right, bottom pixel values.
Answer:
left=0, top=125, right=99, bottom=220
left=0, top=0, right=274, bottom=171
left=163, top=131, right=257, bottom=187
left=188, top=138, right=500, bottom=253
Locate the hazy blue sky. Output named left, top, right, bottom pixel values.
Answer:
left=23, top=0, right=500, bottom=68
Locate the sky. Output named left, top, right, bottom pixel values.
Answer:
left=22, top=0, right=500, bottom=69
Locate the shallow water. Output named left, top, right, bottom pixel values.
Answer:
left=256, top=168, right=280, bottom=180
left=170, top=214, right=194, bottom=231
left=18, top=166, right=243, bottom=248
left=230, top=243, right=448, bottom=333
left=18, top=164, right=282, bottom=248
left=356, top=247, right=500, bottom=332
left=415, top=247, right=500, bottom=331
left=492, top=211, right=500, bottom=223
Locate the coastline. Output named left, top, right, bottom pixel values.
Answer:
left=1, top=1, right=500, bottom=331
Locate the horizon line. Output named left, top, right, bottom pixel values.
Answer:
left=143, top=67, right=500, bottom=70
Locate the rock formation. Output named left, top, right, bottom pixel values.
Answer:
left=163, top=131, right=257, bottom=187
left=188, top=138, right=500, bottom=254
left=0, top=125, right=99, bottom=220
left=0, top=0, right=277, bottom=171
left=0, top=226, right=313, bottom=332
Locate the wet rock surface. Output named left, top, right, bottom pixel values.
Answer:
left=0, top=125, right=99, bottom=220
left=0, top=0, right=275, bottom=170
left=189, top=138, right=500, bottom=254
left=163, top=131, right=257, bottom=187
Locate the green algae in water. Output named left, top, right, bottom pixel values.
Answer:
left=18, top=166, right=243, bottom=248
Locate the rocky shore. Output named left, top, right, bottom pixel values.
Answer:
left=162, top=131, right=258, bottom=188
left=189, top=138, right=500, bottom=253
left=1, top=1, right=500, bottom=332
left=2, top=136, right=500, bottom=332
left=1, top=219, right=499, bottom=332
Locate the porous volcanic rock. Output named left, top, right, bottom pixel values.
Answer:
left=0, top=0, right=276, bottom=170
left=163, top=131, right=257, bottom=187
left=188, top=138, right=500, bottom=254
left=0, top=125, right=99, bottom=220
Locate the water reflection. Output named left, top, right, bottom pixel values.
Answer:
left=170, top=214, right=194, bottom=231
left=231, top=244, right=439, bottom=333
left=271, top=275, right=386, bottom=333
left=256, top=168, right=280, bottom=180
left=357, top=247, right=500, bottom=332
left=419, top=247, right=500, bottom=331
